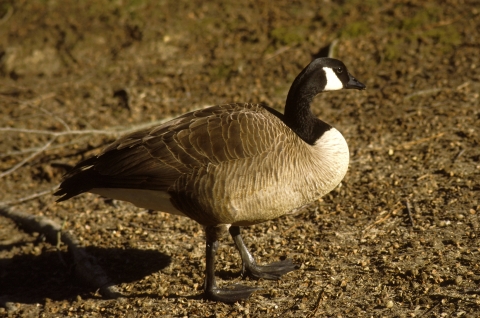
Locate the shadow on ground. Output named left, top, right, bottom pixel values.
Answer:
left=0, top=246, right=171, bottom=304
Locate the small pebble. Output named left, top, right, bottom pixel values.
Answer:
left=455, top=276, right=463, bottom=285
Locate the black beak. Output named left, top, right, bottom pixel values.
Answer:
left=346, top=73, right=366, bottom=90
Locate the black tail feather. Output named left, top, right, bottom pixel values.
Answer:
left=54, top=157, right=101, bottom=202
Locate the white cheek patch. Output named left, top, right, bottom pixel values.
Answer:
left=323, top=67, right=344, bottom=91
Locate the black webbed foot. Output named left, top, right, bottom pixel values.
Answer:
left=205, top=284, right=260, bottom=303
left=203, top=225, right=297, bottom=303
left=229, top=226, right=298, bottom=280
left=243, top=258, right=297, bottom=280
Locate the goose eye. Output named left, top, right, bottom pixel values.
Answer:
left=336, top=67, right=343, bottom=74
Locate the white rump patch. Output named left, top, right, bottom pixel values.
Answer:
left=91, top=188, right=186, bottom=216
left=323, top=67, right=344, bottom=91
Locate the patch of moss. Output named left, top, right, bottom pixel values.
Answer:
left=383, top=23, right=462, bottom=61
left=209, top=63, right=233, bottom=81
left=124, top=0, right=148, bottom=8
left=424, top=24, right=462, bottom=48
left=0, top=2, right=11, bottom=17
left=270, top=26, right=306, bottom=46
left=401, top=9, right=434, bottom=31
left=340, top=21, right=370, bottom=38
left=384, top=38, right=404, bottom=61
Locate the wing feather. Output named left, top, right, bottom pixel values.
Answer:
left=56, top=103, right=288, bottom=199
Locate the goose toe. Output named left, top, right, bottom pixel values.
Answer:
left=205, top=284, right=261, bottom=303
left=244, top=258, right=297, bottom=280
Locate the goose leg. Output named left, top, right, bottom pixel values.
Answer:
left=204, top=226, right=259, bottom=303
left=229, top=226, right=297, bottom=280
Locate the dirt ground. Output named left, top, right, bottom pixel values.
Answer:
left=1, top=0, right=479, bottom=317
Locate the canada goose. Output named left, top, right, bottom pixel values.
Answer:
left=55, top=57, right=365, bottom=303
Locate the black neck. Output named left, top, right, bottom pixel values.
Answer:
left=283, top=73, right=331, bottom=145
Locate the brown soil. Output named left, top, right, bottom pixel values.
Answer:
left=1, top=0, right=479, bottom=317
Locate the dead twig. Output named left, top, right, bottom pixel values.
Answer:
left=0, top=115, right=177, bottom=138
left=282, top=222, right=300, bottom=236
left=0, top=127, right=117, bottom=137
left=405, top=199, right=415, bottom=227
left=363, top=205, right=403, bottom=235
left=0, top=137, right=56, bottom=179
left=404, top=88, right=442, bottom=100
left=0, top=135, right=91, bottom=158
left=0, top=4, right=13, bottom=25
left=0, top=115, right=176, bottom=179
left=264, top=46, right=292, bottom=60
left=417, top=174, right=432, bottom=181
left=453, top=149, right=465, bottom=163
left=278, top=298, right=302, bottom=318
left=328, top=39, right=339, bottom=58
left=35, top=105, right=72, bottom=132
left=395, top=132, right=445, bottom=150
left=420, top=300, right=442, bottom=317
left=0, top=205, right=122, bottom=299
left=307, top=288, right=325, bottom=318
left=429, top=293, right=480, bottom=305
left=366, top=132, right=445, bottom=153
left=0, top=186, right=57, bottom=206
left=363, top=211, right=393, bottom=235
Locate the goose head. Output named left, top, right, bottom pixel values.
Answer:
left=287, top=57, right=365, bottom=99
left=284, top=57, right=365, bottom=144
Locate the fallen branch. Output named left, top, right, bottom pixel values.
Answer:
left=404, top=88, right=442, bottom=100
left=362, top=204, right=403, bottom=236
left=366, top=132, right=445, bottom=153
left=0, top=3, right=13, bottom=25
left=0, top=136, right=91, bottom=159
left=0, top=137, right=56, bottom=179
left=395, top=132, right=445, bottom=150
left=0, top=127, right=117, bottom=137
left=429, top=293, right=480, bottom=305
left=420, top=300, right=442, bottom=317
left=405, top=199, right=415, bottom=227
left=0, top=115, right=177, bottom=179
left=0, top=116, right=176, bottom=138
left=0, top=186, right=57, bottom=206
left=35, top=104, right=72, bottom=132
left=328, top=39, right=339, bottom=58
left=307, top=288, right=325, bottom=318
left=264, top=45, right=292, bottom=60
left=0, top=205, right=122, bottom=299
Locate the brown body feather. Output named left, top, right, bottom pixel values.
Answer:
left=56, top=102, right=348, bottom=226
